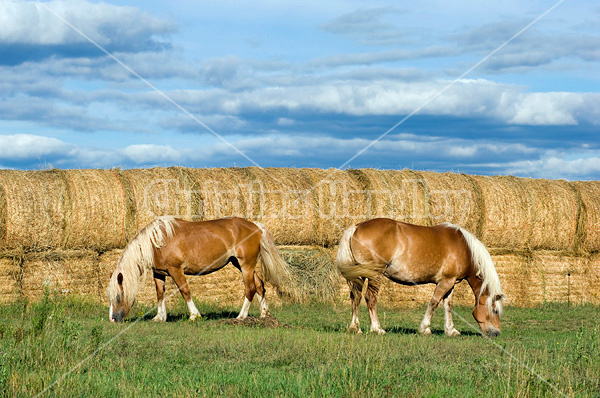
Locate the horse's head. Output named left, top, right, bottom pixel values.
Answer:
left=107, top=271, right=132, bottom=322
left=473, top=293, right=505, bottom=337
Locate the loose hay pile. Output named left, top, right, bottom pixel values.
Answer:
left=0, top=167, right=599, bottom=306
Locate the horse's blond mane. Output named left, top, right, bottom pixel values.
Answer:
left=107, top=216, right=177, bottom=309
left=441, top=223, right=505, bottom=316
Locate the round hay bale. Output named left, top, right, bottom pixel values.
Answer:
left=21, top=250, right=99, bottom=300
left=98, top=249, right=123, bottom=304
left=587, top=253, right=600, bottom=304
left=378, top=169, right=429, bottom=225
left=347, top=169, right=396, bottom=220
left=470, top=175, right=531, bottom=249
left=530, top=251, right=588, bottom=304
left=571, top=181, right=600, bottom=252
left=302, top=168, right=369, bottom=246
left=521, top=179, right=578, bottom=250
left=110, top=169, right=139, bottom=244
left=489, top=250, right=532, bottom=306
left=0, top=174, right=7, bottom=248
left=241, top=168, right=315, bottom=245
left=62, top=169, right=126, bottom=250
left=0, top=170, right=68, bottom=251
left=167, top=167, right=204, bottom=220
left=0, top=256, right=21, bottom=303
left=189, top=168, right=246, bottom=220
left=123, top=168, right=184, bottom=230
left=418, top=171, right=482, bottom=234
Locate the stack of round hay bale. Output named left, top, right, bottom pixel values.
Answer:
left=1, top=167, right=598, bottom=307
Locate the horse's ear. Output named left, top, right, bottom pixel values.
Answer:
left=117, top=272, right=124, bottom=286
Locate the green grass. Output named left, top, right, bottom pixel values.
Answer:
left=0, top=292, right=598, bottom=397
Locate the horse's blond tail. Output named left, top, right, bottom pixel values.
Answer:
left=336, top=225, right=384, bottom=283
left=256, top=223, right=295, bottom=289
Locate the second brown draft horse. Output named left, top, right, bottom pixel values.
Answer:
left=336, top=218, right=505, bottom=336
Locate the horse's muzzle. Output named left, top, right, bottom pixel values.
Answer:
left=109, top=305, right=125, bottom=322
left=485, top=328, right=500, bottom=337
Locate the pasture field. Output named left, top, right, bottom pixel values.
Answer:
left=0, top=293, right=598, bottom=397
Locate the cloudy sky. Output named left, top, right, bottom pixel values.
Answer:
left=0, top=0, right=598, bottom=180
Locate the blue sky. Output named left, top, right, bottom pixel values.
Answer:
left=0, top=0, right=598, bottom=179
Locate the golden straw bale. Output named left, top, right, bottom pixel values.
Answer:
left=111, top=169, right=139, bottom=243
left=123, top=168, right=184, bottom=230
left=418, top=171, right=482, bottom=234
left=470, top=175, right=531, bottom=249
left=168, top=167, right=204, bottom=220
left=0, top=170, right=68, bottom=251
left=182, top=265, right=244, bottom=306
left=587, top=254, right=600, bottom=304
left=347, top=169, right=394, bottom=220
left=377, top=279, right=435, bottom=308
left=247, top=168, right=316, bottom=245
left=62, top=169, right=126, bottom=250
left=189, top=168, right=247, bottom=220
left=98, top=249, right=123, bottom=304
left=21, top=250, right=99, bottom=300
left=0, top=175, right=6, bottom=247
left=489, top=251, right=532, bottom=306
left=571, top=181, right=600, bottom=252
left=0, top=257, right=21, bottom=303
left=378, top=169, right=429, bottom=226
left=489, top=250, right=598, bottom=306
left=521, top=179, right=578, bottom=250
left=531, top=251, right=598, bottom=305
left=302, top=168, right=369, bottom=246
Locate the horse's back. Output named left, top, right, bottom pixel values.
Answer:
left=353, top=218, right=472, bottom=282
left=157, top=217, right=262, bottom=274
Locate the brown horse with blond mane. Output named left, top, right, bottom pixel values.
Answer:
left=336, top=218, right=505, bottom=337
left=108, top=216, right=293, bottom=322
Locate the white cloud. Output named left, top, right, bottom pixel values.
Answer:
left=122, top=144, right=183, bottom=164
left=156, top=79, right=600, bottom=127
left=500, top=92, right=584, bottom=126
left=0, top=133, right=73, bottom=159
left=505, top=154, right=600, bottom=180
left=0, top=0, right=174, bottom=48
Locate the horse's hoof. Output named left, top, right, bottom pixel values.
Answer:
left=419, top=327, right=432, bottom=336
left=371, top=328, right=386, bottom=335
left=446, top=328, right=461, bottom=337
left=349, top=326, right=363, bottom=334
left=152, top=316, right=166, bottom=322
left=189, top=314, right=201, bottom=321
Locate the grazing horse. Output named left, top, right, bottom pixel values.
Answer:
left=336, top=218, right=505, bottom=337
left=108, top=216, right=294, bottom=322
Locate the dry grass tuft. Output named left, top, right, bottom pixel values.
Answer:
left=221, top=316, right=286, bottom=328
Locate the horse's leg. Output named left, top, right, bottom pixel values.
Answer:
left=237, top=258, right=258, bottom=320
left=254, top=272, right=270, bottom=318
left=365, top=278, right=385, bottom=335
left=348, top=279, right=364, bottom=334
left=168, top=267, right=201, bottom=321
left=152, top=273, right=167, bottom=322
left=419, top=278, right=456, bottom=335
left=443, top=288, right=460, bottom=337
